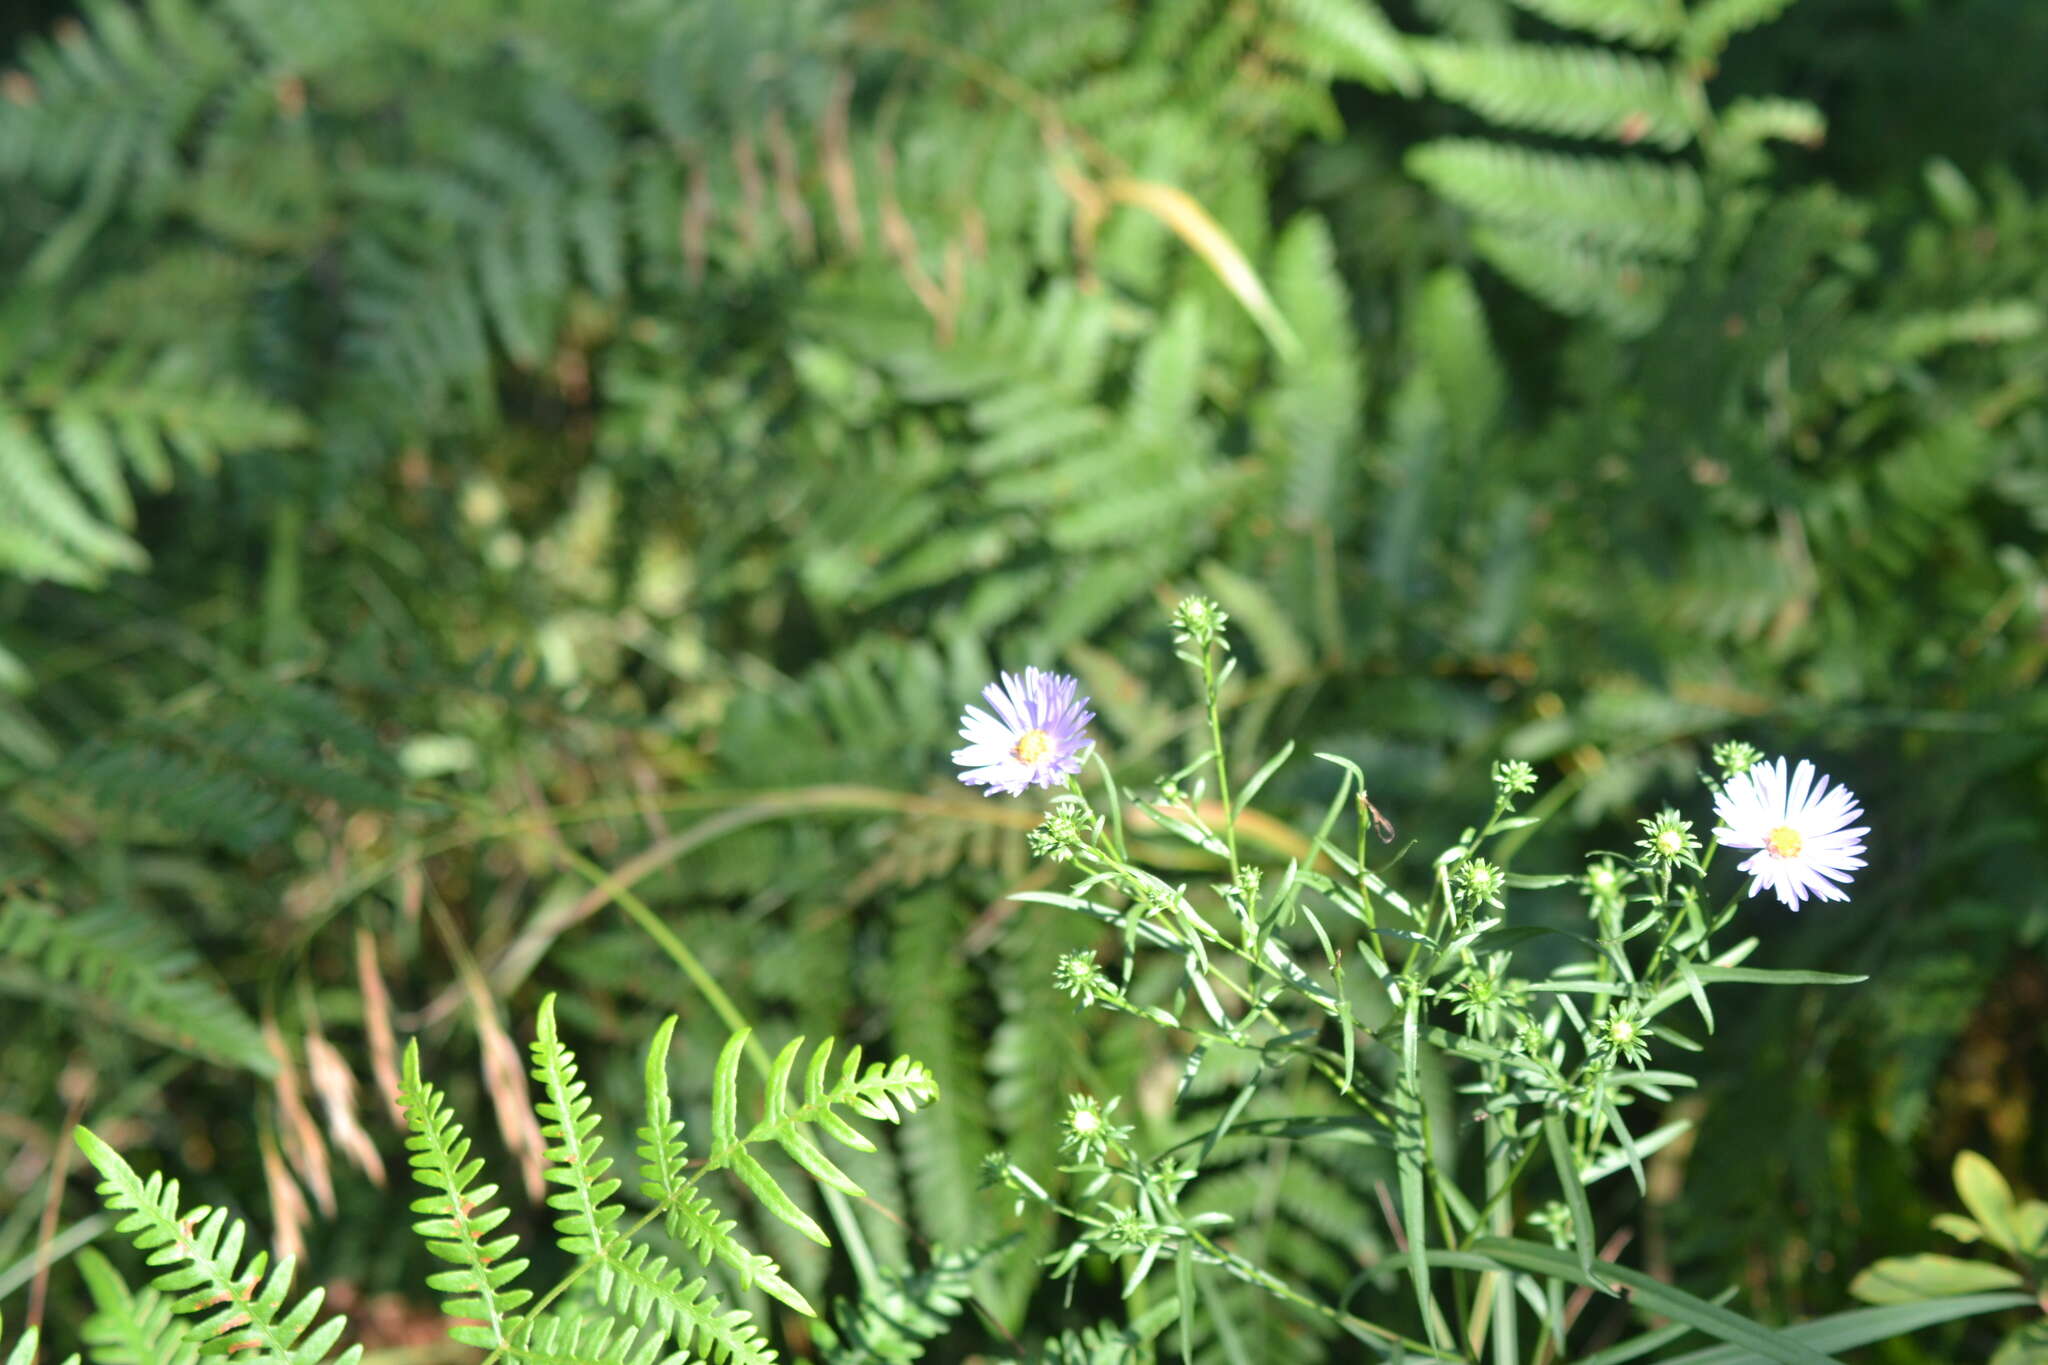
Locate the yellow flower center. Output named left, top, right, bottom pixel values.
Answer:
left=1766, top=825, right=1804, bottom=858
left=1012, top=728, right=1053, bottom=764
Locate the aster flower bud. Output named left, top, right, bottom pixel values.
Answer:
left=1059, top=1094, right=1130, bottom=1163
left=1171, top=596, right=1230, bottom=651
left=1711, top=740, right=1764, bottom=779
left=1492, top=759, right=1538, bottom=801
left=1052, top=950, right=1110, bottom=1005
left=1028, top=803, right=1092, bottom=863
left=1454, top=856, right=1507, bottom=910
left=1592, top=1007, right=1651, bottom=1066
left=1635, top=809, right=1699, bottom=866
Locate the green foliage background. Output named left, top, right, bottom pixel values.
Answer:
left=0, top=0, right=2043, bottom=1359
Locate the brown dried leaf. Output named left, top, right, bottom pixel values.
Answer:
left=354, top=927, right=407, bottom=1130
left=474, top=999, right=546, bottom=1202
left=305, top=1028, right=387, bottom=1186
left=260, top=1130, right=309, bottom=1265
left=821, top=69, right=865, bottom=255
left=263, top=1017, right=335, bottom=1216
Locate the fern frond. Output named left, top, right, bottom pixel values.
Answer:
left=1036, top=1313, right=1169, bottom=1365
left=1410, top=40, right=1695, bottom=149
left=531, top=994, right=625, bottom=1269
left=0, top=410, right=144, bottom=583
left=1887, top=300, right=2043, bottom=363
left=0, top=895, right=273, bottom=1072
left=1807, top=420, right=1993, bottom=595
left=580, top=1242, right=776, bottom=1365
left=0, top=0, right=245, bottom=225
left=73, top=1126, right=360, bottom=1365
left=398, top=1039, right=534, bottom=1352
left=1271, top=0, right=1422, bottom=95
left=1669, top=534, right=1804, bottom=643
left=76, top=1246, right=200, bottom=1365
left=636, top=1015, right=813, bottom=1315
left=1682, top=0, right=1799, bottom=63
left=705, top=1029, right=938, bottom=1248
left=509, top=1314, right=687, bottom=1365
left=0, top=346, right=309, bottom=585
left=1411, top=265, right=1507, bottom=452
left=1407, top=140, right=1704, bottom=257
left=1265, top=213, right=1363, bottom=530
left=530, top=998, right=776, bottom=1360
left=1469, top=225, right=1677, bottom=333
left=1502, top=0, right=1683, bottom=48
left=1714, top=96, right=1826, bottom=157
left=53, top=668, right=404, bottom=852
left=812, top=1243, right=999, bottom=1365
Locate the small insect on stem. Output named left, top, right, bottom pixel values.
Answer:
left=1359, top=793, right=1396, bottom=844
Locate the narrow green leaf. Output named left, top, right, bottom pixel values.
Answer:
left=1396, top=998, right=1437, bottom=1346
left=1661, top=1292, right=2033, bottom=1364
left=1582, top=1119, right=1693, bottom=1187
left=1235, top=740, right=1296, bottom=815
left=1439, top=1239, right=1846, bottom=1365
left=1544, top=1116, right=1600, bottom=1284
left=1686, top=965, right=1867, bottom=987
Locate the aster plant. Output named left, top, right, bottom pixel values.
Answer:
left=967, top=598, right=2010, bottom=1364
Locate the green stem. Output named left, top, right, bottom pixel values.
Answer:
left=1201, top=644, right=1241, bottom=881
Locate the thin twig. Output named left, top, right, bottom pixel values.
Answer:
left=26, top=1061, right=92, bottom=1336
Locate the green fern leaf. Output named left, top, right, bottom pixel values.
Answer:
left=1713, top=96, right=1826, bottom=163
left=0, top=895, right=273, bottom=1072
left=1502, top=0, right=1683, bottom=48
left=509, top=1314, right=687, bottom=1365
left=637, top=1016, right=814, bottom=1315
left=397, top=1039, right=534, bottom=1352
left=1411, top=39, right=1695, bottom=148
left=1412, top=265, right=1507, bottom=451
left=76, top=1246, right=200, bottom=1365
left=0, top=410, right=146, bottom=582
left=531, top=994, right=626, bottom=1271
left=1272, top=0, right=1422, bottom=95
left=704, top=1029, right=938, bottom=1247
left=73, top=1126, right=360, bottom=1365
left=1682, top=0, right=1799, bottom=63
left=812, top=1243, right=1001, bottom=1365
left=582, top=1241, right=777, bottom=1365
left=1469, top=225, right=1677, bottom=333
left=1265, top=213, right=1363, bottom=530
left=530, top=999, right=775, bottom=1359
left=1407, top=140, right=1704, bottom=257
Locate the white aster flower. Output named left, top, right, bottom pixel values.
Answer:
left=951, top=668, right=1093, bottom=797
left=1712, top=756, right=1868, bottom=909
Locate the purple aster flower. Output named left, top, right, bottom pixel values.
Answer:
left=952, top=668, right=1093, bottom=797
left=1712, top=756, right=1869, bottom=909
